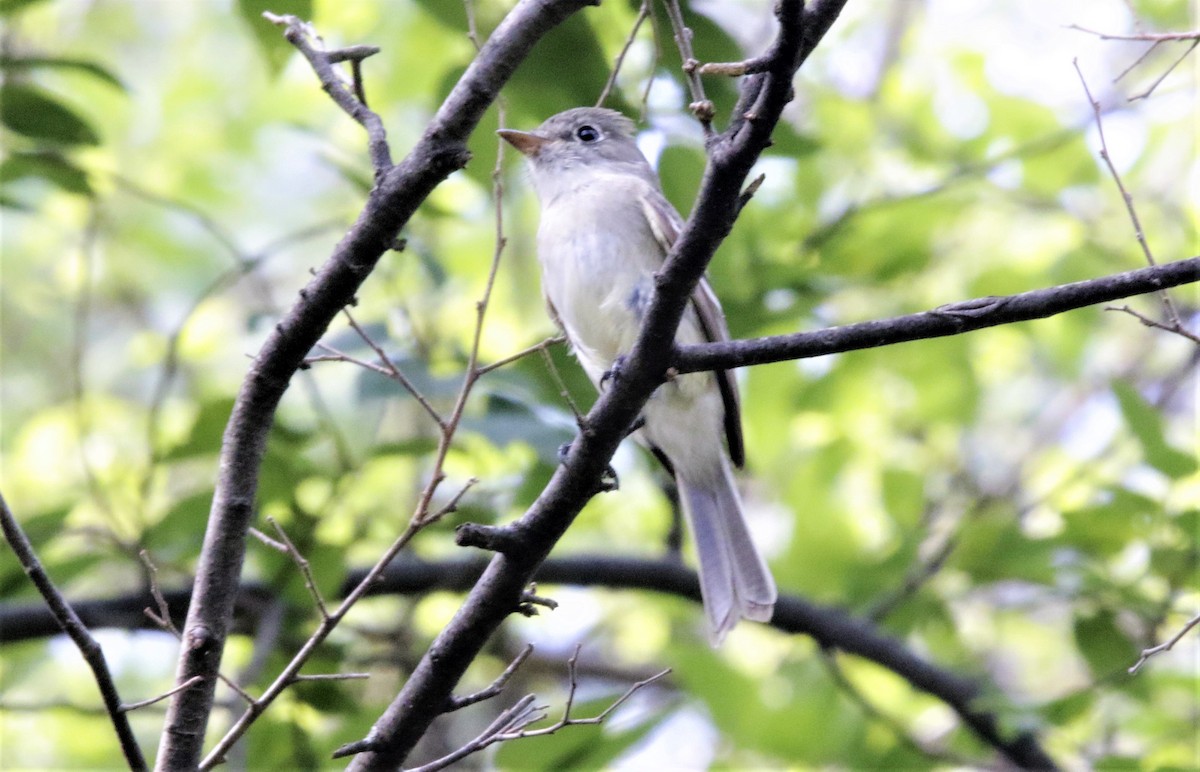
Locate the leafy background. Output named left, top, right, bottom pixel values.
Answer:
left=1, top=0, right=1196, bottom=769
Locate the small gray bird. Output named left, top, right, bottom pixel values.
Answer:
left=499, top=108, right=777, bottom=643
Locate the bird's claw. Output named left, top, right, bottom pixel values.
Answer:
left=558, top=439, right=620, bottom=492
left=598, top=464, right=619, bottom=492
left=599, top=355, right=627, bottom=390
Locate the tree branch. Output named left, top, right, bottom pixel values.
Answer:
left=674, top=257, right=1200, bottom=374
left=1, top=554, right=1055, bottom=768
left=0, top=492, right=147, bottom=771
left=154, top=2, right=597, bottom=768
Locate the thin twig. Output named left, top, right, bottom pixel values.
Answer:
left=637, top=0, right=663, bottom=120
left=475, top=335, right=566, bottom=376
left=293, top=673, right=371, bottom=682
left=266, top=517, right=330, bottom=619
left=1074, top=60, right=1189, bottom=335
left=0, top=493, right=148, bottom=771
left=1106, top=305, right=1200, bottom=343
left=200, top=517, right=430, bottom=768
left=122, top=676, right=205, bottom=713
left=661, top=0, right=715, bottom=132
left=596, top=0, right=652, bottom=107
left=1067, top=25, right=1200, bottom=43
left=1129, top=39, right=1199, bottom=100
left=421, top=477, right=480, bottom=527
left=139, top=549, right=180, bottom=636
left=539, top=346, right=585, bottom=426
left=406, top=645, right=669, bottom=771
left=1129, top=611, right=1200, bottom=674
left=445, top=644, right=535, bottom=711
left=139, top=551, right=255, bottom=705
left=508, top=645, right=671, bottom=736
left=262, top=13, right=391, bottom=170
left=337, top=308, right=447, bottom=429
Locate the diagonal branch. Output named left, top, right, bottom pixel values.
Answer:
left=154, top=2, right=597, bottom=768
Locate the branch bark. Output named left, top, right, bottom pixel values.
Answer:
left=154, top=1, right=596, bottom=768
left=674, top=256, right=1200, bottom=374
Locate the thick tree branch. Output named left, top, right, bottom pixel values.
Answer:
left=154, top=2, right=596, bottom=768
left=0, top=493, right=147, bottom=771
left=674, top=257, right=1200, bottom=373
left=1, top=554, right=1054, bottom=768
left=345, top=2, right=848, bottom=767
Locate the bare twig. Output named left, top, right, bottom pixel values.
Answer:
left=1128, top=39, right=1199, bottom=100
left=293, top=673, right=371, bottom=682
left=1067, top=25, right=1200, bottom=43
left=335, top=308, right=448, bottom=428
left=505, top=645, right=670, bottom=736
left=262, top=13, right=391, bottom=171
left=445, top=644, right=534, bottom=712
left=400, top=645, right=670, bottom=771
left=139, top=549, right=179, bottom=636
left=1129, top=611, right=1200, bottom=674
left=1106, top=304, right=1200, bottom=343
left=539, top=346, right=586, bottom=426
left=422, top=477, right=479, bottom=527
left=265, top=517, right=330, bottom=619
left=1074, top=61, right=1192, bottom=338
left=1068, top=23, right=1200, bottom=99
left=308, top=341, right=448, bottom=430
left=661, top=0, right=715, bottom=131
left=475, top=334, right=566, bottom=376
left=596, top=0, right=652, bottom=107
left=122, top=676, right=205, bottom=713
left=0, top=493, right=147, bottom=771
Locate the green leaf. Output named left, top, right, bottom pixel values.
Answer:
left=0, top=0, right=49, bottom=16
left=1074, top=609, right=1139, bottom=678
left=881, top=468, right=926, bottom=529
left=237, top=0, right=313, bottom=76
left=0, top=56, right=126, bottom=90
left=0, top=150, right=93, bottom=195
left=0, top=84, right=100, bottom=145
left=951, top=510, right=1055, bottom=584
left=461, top=391, right=574, bottom=465
left=144, top=492, right=213, bottom=558
left=1061, top=487, right=1155, bottom=559
left=1112, top=380, right=1198, bottom=478
left=162, top=398, right=236, bottom=461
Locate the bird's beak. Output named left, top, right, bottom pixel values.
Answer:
left=497, top=128, right=549, bottom=157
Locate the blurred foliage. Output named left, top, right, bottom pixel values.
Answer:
left=1, top=0, right=1197, bottom=769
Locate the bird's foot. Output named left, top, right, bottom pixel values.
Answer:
left=599, top=355, right=627, bottom=390
left=557, top=438, right=620, bottom=493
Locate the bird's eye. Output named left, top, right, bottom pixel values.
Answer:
left=575, top=125, right=600, bottom=143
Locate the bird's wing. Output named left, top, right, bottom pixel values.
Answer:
left=640, top=188, right=745, bottom=468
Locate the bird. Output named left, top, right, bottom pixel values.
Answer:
left=498, top=107, right=777, bottom=644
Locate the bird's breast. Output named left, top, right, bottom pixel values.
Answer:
left=536, top=185, right=660, bottom=369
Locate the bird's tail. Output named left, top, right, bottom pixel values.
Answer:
left=677, top=459, right=777, bottom=645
